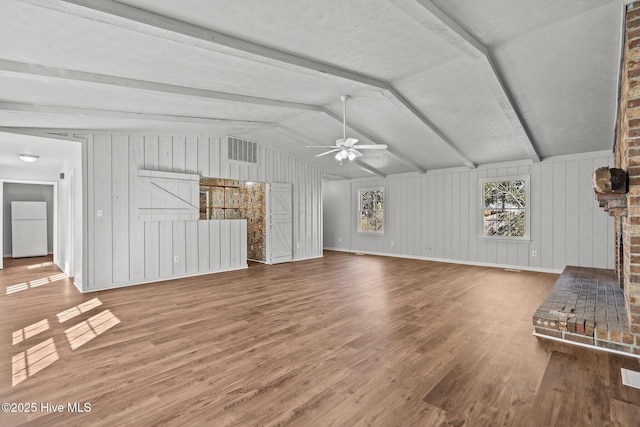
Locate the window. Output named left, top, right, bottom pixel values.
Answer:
left=358, top=188, right=384, bottom=233
left=481, top=177, right=529, bottom=239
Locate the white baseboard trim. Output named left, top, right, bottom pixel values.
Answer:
left=80, top=264, right=249, bottom=293
left=293, top=254, right=324, bottom=262
left=72, top=277, right=83, bottom=292
left=55, top=261, right=68, bottom=276
left=323, top=247, right=563, bottom=274
left=250, top=255, right=323, bottom=264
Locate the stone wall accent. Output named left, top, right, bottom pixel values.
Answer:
left=244, top=183, right=266, bottom=261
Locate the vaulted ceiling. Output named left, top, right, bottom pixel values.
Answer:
left=0, top=0, right=623, bottom=178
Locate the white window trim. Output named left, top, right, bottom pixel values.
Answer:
left=357, top=186, right=385, bottom=235
left=479, top=175, right=530, bottom=242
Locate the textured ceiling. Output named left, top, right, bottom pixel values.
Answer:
left=0, top=0, right=623, bottom=179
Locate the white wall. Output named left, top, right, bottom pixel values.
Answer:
left=323, top=151, right=615, bottom=272
left=83, top=134, right=323, bottom=291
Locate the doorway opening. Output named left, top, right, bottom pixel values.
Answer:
left=0, top=180, right=58, bottom=270
left=200, top=178, right=267, bottom=263
left=199, top=178, right=292, bottom=264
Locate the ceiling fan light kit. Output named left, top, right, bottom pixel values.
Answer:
left=308, top=95, right=387, bottom=163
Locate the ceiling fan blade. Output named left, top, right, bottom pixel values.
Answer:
left=349, top=149, right=363, bottom=159
left=351, top=144, right=388, bottom=150
left=316, top=148, right=341, bottom=157
left=306, top=145, right=338, bottom=148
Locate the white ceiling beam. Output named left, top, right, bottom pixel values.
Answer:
left=381, top=87, right=476, bottom=169
left=0, top=59, right=321, bottom=112
left=352, top=160, right=387, bottom=178
left=479, top=56, right=541, bottom=162
left=0, top=101, right=277, bottom=128
left=389, top=0, right=541, bottom=163
left=18, top=0, right=473, bottom=169
left=19, top=0, right=388, bottom=89
left=321, top=107, right=428, bottom=174
left=0, top=127, right=86, bottom=142
left=0, top=59, right=426, bottom=173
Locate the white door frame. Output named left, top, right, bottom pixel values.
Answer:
left=265, top=183, right=270, bottom=264
left=68, top=168, right=75, bottom=279
left=0, top=179, right=58, bottom=269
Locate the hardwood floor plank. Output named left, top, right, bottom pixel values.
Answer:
left=1, top=252, right=639, bottom=426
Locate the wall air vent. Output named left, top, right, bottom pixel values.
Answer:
left=228, top=136, right=258, bottom=164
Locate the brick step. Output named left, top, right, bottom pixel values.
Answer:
left=533, top=266, right=635, bottom=354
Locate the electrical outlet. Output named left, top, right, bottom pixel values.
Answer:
left=391, top=241, right=395, bottom=247
left=97, top=210, right=103, bottom=217
left=531, top=250, right=538, bottom=257
left=338, top=237, right=342, bottom=242
left=174, top=256, right=179, bottom=263
left=296, top=242, right=300, bottom=249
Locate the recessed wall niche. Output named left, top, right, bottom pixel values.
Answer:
left=200, top=178, right=266, bottom=262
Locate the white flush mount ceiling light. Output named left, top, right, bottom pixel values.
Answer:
left=18, top=153, right=40, bottom=163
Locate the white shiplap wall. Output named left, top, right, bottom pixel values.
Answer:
left=323, top=152, right=615, bottom=272
left=85, top=134, right=323, bottom=291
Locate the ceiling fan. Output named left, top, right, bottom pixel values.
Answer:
left=307, top=95, right=387, bottom=162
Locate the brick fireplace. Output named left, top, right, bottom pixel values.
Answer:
left=533, top=4, right=640, bottom=355
left=613, top=2, right=640, bottom=355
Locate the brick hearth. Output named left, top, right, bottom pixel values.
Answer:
left=533, top=266, right=634, bottom=354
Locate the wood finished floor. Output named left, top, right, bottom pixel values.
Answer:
left=1, top=252, right=640, bottom=426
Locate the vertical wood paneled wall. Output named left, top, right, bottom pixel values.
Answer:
left=85, top=134, right=323, bottom=291
left=323, top=152, right=615, bottom=272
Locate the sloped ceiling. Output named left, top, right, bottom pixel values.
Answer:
left=0, top=0, right=623, bottom=178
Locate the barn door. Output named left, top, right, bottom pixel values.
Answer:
left=267, top=183, right=292, bottom=264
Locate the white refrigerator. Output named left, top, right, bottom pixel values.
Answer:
left=11, top=201, right=48, bottom=258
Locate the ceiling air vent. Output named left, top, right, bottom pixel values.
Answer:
left=228, top=136, right=258, bottom=164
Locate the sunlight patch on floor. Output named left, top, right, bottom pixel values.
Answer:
left=57, top=298, right=103, bottom=323
left=12, top=338, right=59, bottom=387
left=5, top=273, right=70, bottom=295
left=27, top=262, right=53, bottom=269
left=29, top=277, right=50, bottom=288
left=65, top=310, right=121, bottom=350
left=6, top=282, right=28, bottom=295
left=13, top=319, right=50, bottom=345
left=49, top=273, right=68, bottom=282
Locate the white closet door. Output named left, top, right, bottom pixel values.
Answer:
left=267, top=183, right=293, bottom=264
